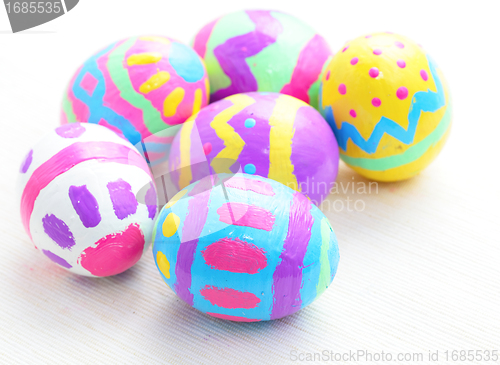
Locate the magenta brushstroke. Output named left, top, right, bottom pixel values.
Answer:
left=217, top=203, right=275, bottom=231
left=201, top=237, right=267, bottom=274
left=223, top=176, right=275, bottom=196
left=200, top=285, right=261, bottom=309
left=280, top=34, right=331, bottom=103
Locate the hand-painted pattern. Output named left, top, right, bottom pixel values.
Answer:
left=17, top=123, right=158, bottom=277
left=61, top=36, right=209, bottom=166
left=192, top=10, right=331, bottom=109
left=153, top=173, right=340, bottom=321
left=169, top=92, right=339, bottom=205
left=319, top=33, right=451, bottom=181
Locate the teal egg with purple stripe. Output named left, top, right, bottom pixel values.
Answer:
left=152, top=173, right=339, bottom=322
left=192, top=10, right=332, bottom=109
left=168, top=92, right=339, bottom=205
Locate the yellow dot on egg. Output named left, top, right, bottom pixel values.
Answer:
left=156, top=251, right=171, bottom=279
left=162, top=212, right=180, bottom=238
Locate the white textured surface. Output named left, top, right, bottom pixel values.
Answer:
left=0, top=1, right=499, bottom=364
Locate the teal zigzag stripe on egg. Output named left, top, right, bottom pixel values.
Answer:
left=321, top=56, right=446, bottom=154
left=340, top=103, right=452, bottom=170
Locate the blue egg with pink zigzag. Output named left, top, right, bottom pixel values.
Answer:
left=152, top=173, right=339, bottom=322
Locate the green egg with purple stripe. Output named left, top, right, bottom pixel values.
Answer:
left=17, top=123, right=158, bottom=277
left=192, top=10, right=332, bottom=109
left=61, top=35, right=209, bottom=168
left=153, top=173, right=340, bottom=322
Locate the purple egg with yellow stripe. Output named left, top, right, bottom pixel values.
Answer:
left=168, top=92, right=339, bottom=205
left=61, top=35, right=209, bottom=166
left=17, top=123, right=158, bottom=277
left=192, top=10, right=332, bottom=109
left=152, top=173, right=340, bottom=322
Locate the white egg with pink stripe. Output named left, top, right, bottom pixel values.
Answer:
left=17, top=123, right=157, bottom=277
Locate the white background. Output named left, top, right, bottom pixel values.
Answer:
left=1, top=1, right=499, bottom=364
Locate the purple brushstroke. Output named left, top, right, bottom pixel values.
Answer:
left=42, top=249, right=72, bottom=269
left=68, top=185, right=101, bottom=228
left=106, top=179, right=138, bottom=220
left=290, top=106, right=339, bottom=204
left=55, top=123, right=86, bottom=138
left=174, top=180, right=212, bottom=305
left=145, top=182, right=157, bottom=219
left=20, top=149, right=33, bottom=173
left=42, top=214, right=76, bottom=249
left=271, top=192, right=313, bottom=319
left=229, top=92, right=279, bottom=177
left=211, top=10, right=283, bottom=101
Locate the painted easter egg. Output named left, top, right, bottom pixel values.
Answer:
left=17, top=123, right=158, bottom=277
left=168, top=92, right=339, bottom=205
left=61, top=35, right=209, bottom=166
left=319, top=32, right=451, bottom=181
left=192, top=10, right=332, bottom=109
left=153, top=173, right=339, bottom=321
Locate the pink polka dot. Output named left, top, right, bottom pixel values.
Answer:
left=371, top=98, right=381, bottom=107
left=350, top=57, right=358, bottom=65
left=342, top=45, right=349, bottom=52
left=369, top=67, right=379, bottom=78
left=394, top=41, right=405, bottom=49
left=203, top=142, right=212, bottom=156
left=349, top=109, right=357, bottom=118
left=373, top=49, right=382, bottom=55
left=397, top=59, right=406, bottom=68
left=396, top=86, right=408, bottom=100
left=365, top=35, right=372, bottom=38
left=325, top=70, right=331, bottom=80
left=338, top=83, right=346, bottom=95
left=420, top=69, right=429, bottom=81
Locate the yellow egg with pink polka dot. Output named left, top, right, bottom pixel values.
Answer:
left=319, top=32, right=451, bottom=181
